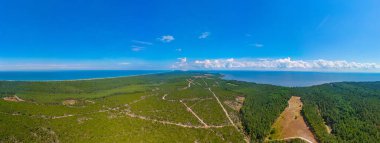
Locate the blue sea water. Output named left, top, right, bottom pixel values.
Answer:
left=218, top=71, right=380, bottom=87
left=0, top=70, right=167, bottom=81
left=1, top=70, right=380, bottom=87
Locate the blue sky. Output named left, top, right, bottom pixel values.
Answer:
left=1, top=0, right=380, bottom=71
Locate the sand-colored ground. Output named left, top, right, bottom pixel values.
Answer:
left=224, top=96, right=245, bottom=111
left=268, top=96, right=317, bottom=143
left=325, top=125, right=332, bottom=134
left=62, top=99, right=77, bottom=105
left=3, top=95, right=24, bottom=102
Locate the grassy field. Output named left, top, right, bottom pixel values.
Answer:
left=1, top=71, right=379, bottom=143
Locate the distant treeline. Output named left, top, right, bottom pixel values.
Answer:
left=221, top=80, right=291, bottom=142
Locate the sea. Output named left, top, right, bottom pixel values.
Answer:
left=1, top=70, right=380, bottom=87
left=0, top=70, right=166, bottom=81
left=218, top=71, right=380, bottom=87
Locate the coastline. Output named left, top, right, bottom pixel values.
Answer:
left=1, top=71, right=380, bottom=87
left=0, top=70, right=171, bottom=82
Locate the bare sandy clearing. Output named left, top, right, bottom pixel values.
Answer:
left=268, top=96, right=317, bottom=143
left=62, top=99, right=77, bottom=105
left=227, top=83, right=238, bottom=86
left=224, top=96, right=245, bottom=111
left=52, top=114, right=74, bottom=119
left=192, top=74, right=213, bottom=79
left=325, top=124, right=332, bottom=134
left=3, top=95, right=24, bottom=102
left=85, top=100, right=95, bottom=104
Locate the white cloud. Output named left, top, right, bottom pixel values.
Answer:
left=171, top=57, right=188, bottom=70
left=179, top=57, right=187, bottom=63
left=159, top=35, right=175, bottom=43
left=192, top=57, right=380, bottom=71
left=198, top=32, right=210, bottom=39
left=252, top=43, right=263, bottom=48
left=176, top=48, right=182, bottom=52
left=131, top=45, right=144, bottom=52
left=118, top=62, right=130, bottom=65
left=131, top=40, right=153, bottom=45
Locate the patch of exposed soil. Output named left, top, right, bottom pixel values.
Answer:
left=77, top=117, right=92, bottom=124
left=269, top=96, right=318, bottom=143
left=193, top=76, right=207, bottom=78
left=85, top=100, right=95, bottom=104
left=226, top=83, right=238, bottom=86
left=224, top=96, right=245, bottom=111
left=3, top=95, right=24, bottom=102
left=193, top=74, right=213, bottom=79
left=325, top=124, right=332, bottom=134
left=236, top=96, right=245, bottom=103
left=62, top=99, right=77, bottom=105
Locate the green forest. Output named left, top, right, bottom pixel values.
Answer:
left=0, top=71, right=379, bottom=142
left=294, top=82, right=380, bottom=143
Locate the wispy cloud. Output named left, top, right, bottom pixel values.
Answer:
left=158, top=35, right=175, bottom=43
left=131, top=40, right=153, bottom=45
left=118, top=62, right=130, bottom=65
left=176, top=48, right=182, bottom=52
left=187, top=57, right=380, bottom=72
left=198, top=32, right=210, bottom=39
left=250, top=43, right=263, bottom=48
left=131, top=45, right=144, bottom=52
left=171, top=57, right=188, bottom=70
left=316, top=15, right=330, bottom=30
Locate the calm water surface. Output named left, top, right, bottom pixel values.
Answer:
left=218, top=71, right=380, bottom=87
left=0, top=70, right=167, bottom=81
left=1, top=70, right=380, bottom=87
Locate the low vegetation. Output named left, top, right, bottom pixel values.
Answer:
left=0, top=71, right=379, bottom=142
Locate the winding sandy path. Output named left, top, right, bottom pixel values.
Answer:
left=2, top=79, right=248, bottom=141
left=51, top=114, right=74, bottom=119
left=269, top=137, right=314, bottom=143
left=180, top=100, right=209, bottom=128
left=208, top=88, right=237, bottom=129
left=202, top=79, right=208, bottom=86
left=123, top=111, right=227, bottom=129
left=209, top=87, right=250, bottom=143
left=162, top=94, right=168, bottom=100
left=187, top=79, right=195, bottom=88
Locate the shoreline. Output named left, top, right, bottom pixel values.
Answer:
left=0, top=71, right=171, bottom=82
left=1, top=71, right=380, bottom=87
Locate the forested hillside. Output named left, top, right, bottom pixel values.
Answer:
left=293, top=82, right=380, bottom=143
left=238, top=80, right=380, bottom=142
left=223, top=81, right=291, bottom=142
